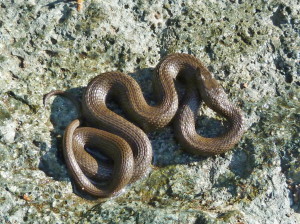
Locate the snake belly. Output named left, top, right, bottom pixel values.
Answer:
left=45, top=53, right=245, bottom=198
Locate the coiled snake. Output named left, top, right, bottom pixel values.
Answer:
left=44, top=53, right=245, bottom=198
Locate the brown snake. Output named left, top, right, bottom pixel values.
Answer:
left=44, top=53, right=245, bottom=198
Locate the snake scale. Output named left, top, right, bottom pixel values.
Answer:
left=44, top=53, right=245, bottom=198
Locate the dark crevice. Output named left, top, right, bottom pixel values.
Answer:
left=50, top=38, right=58, bottom=44
left=204, top=42, right=215, bottom=60
left=45, top=50, right=59, bottom=57
left=163, top=5, right=173, bottom=17
left=16, top=56, right=25, bottom=68
left=237, top=32, right=252, bottom=45
left=270, top=5, right=289, bottom=27
left=7, top=91, right=37, bottom=113
left=10, top=71, right=20, bottom=80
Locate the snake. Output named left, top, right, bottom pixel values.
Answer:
left=44, top=53, right=245, bottom=198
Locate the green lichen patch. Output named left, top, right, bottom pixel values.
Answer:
left=0, top=104, right=11, bottom=121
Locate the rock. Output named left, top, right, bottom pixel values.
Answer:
left=0, top=0, right=299, bottom=223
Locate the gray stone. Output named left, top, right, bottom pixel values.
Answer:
left=0, top=0, right=299, bottom=223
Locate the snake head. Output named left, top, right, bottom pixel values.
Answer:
left=196, top=67, right=220, bottom=90
left=196, top=67, right=232, bottom=114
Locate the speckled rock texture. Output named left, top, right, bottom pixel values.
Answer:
left=0, top=0, right=299, bottom=223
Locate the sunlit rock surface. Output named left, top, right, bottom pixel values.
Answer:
left=0, top=0, right=299, bottom=223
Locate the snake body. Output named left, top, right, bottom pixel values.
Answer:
left=45, top=53, right=245, bottom=198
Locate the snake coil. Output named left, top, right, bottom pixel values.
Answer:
left=44, top=53, right=245, bottom=198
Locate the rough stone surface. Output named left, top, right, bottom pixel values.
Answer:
left=0, top=0, right=299, bottom=223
